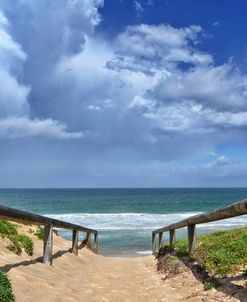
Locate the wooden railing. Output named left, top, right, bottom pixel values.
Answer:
left=0, top=204, right=98, bottom=265
left=152, top=199, right=247, bottom=256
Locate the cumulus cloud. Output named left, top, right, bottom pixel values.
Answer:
left=152, top=64, right=247, bottom=111
left=119, top=24, right=247, bottom=139
left=130, top=98, right=247, bottom=134
left=107, top=24, right=212, bottom=74
left=0, top=5, right=97, bottom=140
left=206, top=155, right=232, bottom=168
left=1, top=0, right=247, bottom=180
left=0, top=117, right=85, bottom=139
left=0, top=10, right=30, bottom=117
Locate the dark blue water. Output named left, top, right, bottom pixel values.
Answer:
left=0, top=188, right=247, bottom=256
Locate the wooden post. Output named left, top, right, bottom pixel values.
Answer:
left=87, top=232, right=91, bottom=247
left=188, top=224, right=196, bottom=256
left=158, top=232, right=163, bottom=249
left=152, top=233, right=156, bottom=255
left=169, top=229, right=175, bottom=248
left=93, top=232, right=98, bottom=253
left=72, top=230, right=78, bottom=255
left=43, top=224, right=53, bottom=265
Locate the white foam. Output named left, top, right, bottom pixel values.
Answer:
left=45, top=212, right=247, bottom=231
left=137, top=250, right=152, bottom=255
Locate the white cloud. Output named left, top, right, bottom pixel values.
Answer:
left=87, top=104, right=102, bottom=111
left=0, top=69, right=30, bottom=117
left=0, top=10, right=30, bottom=118
left=133, top=1, right=144, bottom=16
left=0, top=11, right=26, bottom=67
left=133, top=98, right=247, bottom=134
left=107, top=24, right=212, bottom=74
left=0, top=117, right=85, bottom=140
left=0, top=8, right=93, bottom=140
left=1, top=1, right=247, bottom=169
left=152, top=64, right=247, bottom=111
left=206, top=155, right=232, bottom=168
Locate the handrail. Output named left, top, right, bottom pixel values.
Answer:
left=0, top=204, right=99, bottom=265
left=0, top=204, right=97, bottom=233
left=152, top=198, right=247, bottom=256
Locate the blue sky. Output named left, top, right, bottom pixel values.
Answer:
left=0, top=0, right=247, bottom=187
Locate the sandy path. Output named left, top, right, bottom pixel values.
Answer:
left=0, top=229, right=181, bottom=302
left=1, top=227, right=245, bottom=302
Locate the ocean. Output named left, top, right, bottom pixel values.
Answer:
left=0, top=188, right=247, bottom=256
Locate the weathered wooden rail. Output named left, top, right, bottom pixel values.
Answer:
left=152, top=198, right=247, bottom=256
left=0, top=204, right=98, bottom=265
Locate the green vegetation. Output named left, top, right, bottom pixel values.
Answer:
left=203, top=279, right=220, bottom=291
left=34, top=226, right=45, bottom=240
left=17, top=234, right=33, bottom=256
left=0, top=220, right=33, bottom=256
left=0, top=272, right=15, bottom=302
left=194, top=228, right=247, bottom=277
left=159, top=228, right=247, bottom=280
left=0, top=221, right=18, bottom=237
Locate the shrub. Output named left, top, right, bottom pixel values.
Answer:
left=6, top=236, right=22, bottom=255
left=0, top=221, right=18, bottom=237
left=0, top=220, right=34, bottom=256
left=0, top=272, right=15, bottom=302
left=34, top=226, right=45, bottom=240
left=194, top=228, right=247, bottom=277
left=159, top=227, right=247, bottom=278
left=17, top=235, right=33, bottom=256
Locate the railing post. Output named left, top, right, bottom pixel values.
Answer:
left=43, top=224, right=53, bottom=265
left=169, top=229, right=175, bottom=248
left=158, top=232, right=163, bottom=249
left=93, top=232, right=99, bottom=253
left=152, top=233, right=156, bottom=255
left=188, top=224, right=196, bottom=256
left=88, top=232, right=91, bottom=246
left=72, top=230, right=78, bottom=255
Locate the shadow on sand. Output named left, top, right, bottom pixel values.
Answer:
left=0, top=248, right=73, bottom=273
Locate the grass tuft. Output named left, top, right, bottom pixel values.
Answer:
left=0, top=220, right=33, bottom=256
left=17, top=234, right=33, bottom=256
left=0, top=221, right=18, bottom=238
left=0, top=272, right=15, bottom=302
left=34, top=226, right=45, bottom=240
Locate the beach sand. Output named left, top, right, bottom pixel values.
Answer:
left=0, top=225, right=246, bottom=302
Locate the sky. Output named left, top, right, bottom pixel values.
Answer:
left=0, top=0, right=247, bottom=188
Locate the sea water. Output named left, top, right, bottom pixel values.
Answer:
left=0, top=188, right=247, bottom=256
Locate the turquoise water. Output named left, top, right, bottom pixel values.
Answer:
left=0, top=188, right=247, bottom=256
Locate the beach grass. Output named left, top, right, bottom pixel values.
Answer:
left=159, top=227, right=247, bottom=279
left=0, top=220, right=33, bottom=256
left=34, top=226, right=45, bottom=240
left=0, top=272, right=15, bottom=302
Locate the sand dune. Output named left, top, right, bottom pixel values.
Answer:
left=0, top=225, right=245, bottom=301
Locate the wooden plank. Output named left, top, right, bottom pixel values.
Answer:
left=188, top=224, right=196, bottom=256
left=0, top=204, right=97, bottom=234
left=72, top=230, right=78, bottom=256
left=153, top=198, right=247, bottom=234
left=43, top=224, right=53, bottom=265
left=169, top=229, right=175, bottom=248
